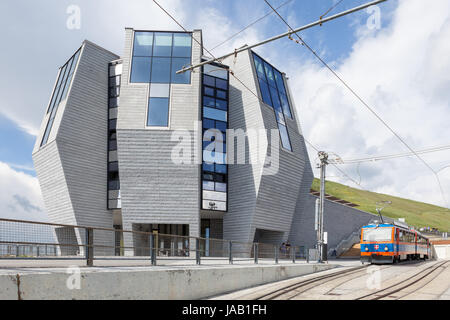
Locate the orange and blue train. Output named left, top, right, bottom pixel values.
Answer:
left=360, top=222, right=430, bottom=264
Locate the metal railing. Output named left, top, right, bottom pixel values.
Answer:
left=0, top=218, right=309, bottom=267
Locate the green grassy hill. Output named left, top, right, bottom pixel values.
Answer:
left=311, top=178, right=450, bottom=232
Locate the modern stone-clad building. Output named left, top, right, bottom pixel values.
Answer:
left=33, top=28, right=377, bottom=255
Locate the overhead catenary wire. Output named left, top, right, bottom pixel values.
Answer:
left=262, top=0, right=449, bottom=210
left=152, top=0, right=389, bottom=205
left=175, top=0, right=388, bottom=74
left=320, top=0, right=345, bottom=20
left=331, top=144, right=450, bottom=164
left=209, top=0, right=294, bottom=52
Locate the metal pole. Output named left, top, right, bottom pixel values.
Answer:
left=176, top=0, right=388, bottom=74
left=150, top=234, right=156, bottom=266
left=196, top=238, right=201, bottom=265
left=85, top=228, right=94, bottom=267
left=318, top=151, right=328, bottom=263
left=254, top=243, right=259, bottom=264
left=275, top=245, right=278, bottom=264
left=292, top=246, right=296, bottom=264
left=228, top=241, right=233, bottom=265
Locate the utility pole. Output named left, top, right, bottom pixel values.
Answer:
left=317, top=151, right=329, bottom=263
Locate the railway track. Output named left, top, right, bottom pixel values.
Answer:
left=253, top=260, right=437, bottom=300
left=355, top=260, right=449, bottom=300
left=254, top=265, right=389, bottom=300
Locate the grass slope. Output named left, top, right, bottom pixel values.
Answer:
left=311, top=178, right=450, bottom=232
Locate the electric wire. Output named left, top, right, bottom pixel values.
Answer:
left=262, top=0, right=449, bottom=209
left=333, top=144, right=450, bottom=164
left=209, top=0, right=294, bottom=52
left=320, top=0, right=345, bottom=20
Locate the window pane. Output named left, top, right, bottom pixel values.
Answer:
left=253, top=54, right=266, bottom=80
left=172, top=33, right=192, bottom=57
left=203, top=75, right=215, bottom=87
left=203, top=107, right=227, bottom=122
left=204, top=86, right=215, bottom=96
left=153, top=32, right=172, bottom=56
left=215, top=120, right=227, bottom=132
left=215, top=99, right=227, bottom=110
left=215, top=78, right=227, bottom=90
left=171, top=57, right=191, bottom=84
left=151, top=57, right=171, bottom=83
left=216, top=89, right=227, bottom=99
left=269, top=86, right=282, bottom=111
left=204, top=64, right=228, bottom=80
left=279, top=93, right=292, bottom=118
left=134, top=32, right=153, bottom=56
left=202, top=162, right=215, bottom=173
left=68, top=50, right=80, bottom=76
left=203, top=118, right=215, bottom=129
left=215, top=164, right=227, bottom=174
left=215, top=182, right=227, bottom=192
left=203, top=96, right=215, bottom=108
left=278, top=124, right=292, bottom=151
left=131, top=57, right=151, bottom=83
left=273, top=69, right=287, bottom=96
left=264, top=62, right=276, bottom=88
left=147, top=97, right=169, bottom=126
left=258, top=78, right=272, bottom=106
left=202, top=180, right=215, bottom=191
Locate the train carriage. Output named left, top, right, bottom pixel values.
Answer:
left=360, top=221, right=430, bottom=264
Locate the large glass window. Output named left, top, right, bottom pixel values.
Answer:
left=252, top=52, right=293, bottom=151
left=147, top=97, right=169, bottom=126
left=131, top=57, right=151, bottom=83
left=171, top=57, right=191, bottom=84
left=41, top=47, right=81, bottom=147
left=201, top=62, right=229, bottom=212
left=153, top=33, right=173, bottom=57
left=133, top=32, right=153, bottom=56
left=151, top=57, right=171, bottom=83
left=130, top=31, right=192, bottom=127
left=173, top=33, right=192, bottom=57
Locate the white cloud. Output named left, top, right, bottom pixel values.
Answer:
left=0, top=162, right=47, bottom=222
left=288, top=0, right=450, bottom=207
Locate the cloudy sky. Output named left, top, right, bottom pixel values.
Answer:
left=0, top=0, right=449, bottom=222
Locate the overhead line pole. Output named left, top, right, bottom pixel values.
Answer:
left=176, top=0, right=388, bottom=74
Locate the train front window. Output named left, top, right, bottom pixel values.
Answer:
left=363, top=227, right=392, bottom=242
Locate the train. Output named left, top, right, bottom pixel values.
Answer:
left=360, top=221, right=430, bottom=264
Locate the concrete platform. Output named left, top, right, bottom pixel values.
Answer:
left=0, top=259, right=338, bottom=300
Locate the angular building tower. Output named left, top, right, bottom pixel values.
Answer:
left=33, top=29, right=377, bottom=256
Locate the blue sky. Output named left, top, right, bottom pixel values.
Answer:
left=1, top=0, right=449, bottom=222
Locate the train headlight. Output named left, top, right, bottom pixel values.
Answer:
left=365, top=247, right=369, bottom=251
left=384, top=246, right=389, bottom=251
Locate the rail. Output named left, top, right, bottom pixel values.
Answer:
left=0, top=218, right=309, bottom=267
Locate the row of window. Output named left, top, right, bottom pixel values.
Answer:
left=252, top=52, right=293, bottom=151
left=41, top=48, right=81, bottom=147
left=107, top=62, right=122, bottom=210
left=131, top=31, right=193, bottom=128
left=131, top=56, right=191, bottom=84
left=201, top=64, right=229, bottom=212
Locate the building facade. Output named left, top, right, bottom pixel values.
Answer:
left=33, top=29, right=376, bottom=255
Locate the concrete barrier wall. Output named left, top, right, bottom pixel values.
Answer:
left=433, top=245, right=450, bottom=260
left=0, top=263, right=335, bottom=300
